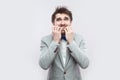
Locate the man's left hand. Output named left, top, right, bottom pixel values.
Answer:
left=64, top=26, right=74, bottom=44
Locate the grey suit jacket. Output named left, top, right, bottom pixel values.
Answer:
left=39, top=33, right=89, bottom=80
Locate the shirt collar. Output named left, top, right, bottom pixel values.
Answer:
left=61, top=35, right=67, bottom=41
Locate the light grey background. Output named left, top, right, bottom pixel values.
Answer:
left=0, top=0, right=120, bottom=80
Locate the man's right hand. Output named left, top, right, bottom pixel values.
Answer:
left=52, top=26, right=62, bottom=44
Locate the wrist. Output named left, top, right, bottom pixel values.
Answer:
left=67, top=39, right=73, bottom=44
left=54, top=39, right=60, bottom=44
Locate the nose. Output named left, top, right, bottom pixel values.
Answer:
left=61, top=20, right=65, bottom=25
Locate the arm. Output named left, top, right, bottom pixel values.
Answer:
left=39, top=26, right=62, bottom=70
left=39, top=40, right=59, bottom=70
left=67, top=39, right=89, bottom=69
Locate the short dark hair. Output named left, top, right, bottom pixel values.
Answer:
left=51, top=6, right=73, bottom=23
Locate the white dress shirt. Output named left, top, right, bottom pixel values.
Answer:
left=60, top=39, right=67, bottom=67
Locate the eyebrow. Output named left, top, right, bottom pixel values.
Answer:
left=64, top=17, right=69, bottom=20
left=56, top=17, right=69, bottom=20
left=56, top=18, right=62, bottom=21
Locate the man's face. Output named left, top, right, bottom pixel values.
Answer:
left=53, top=13, right=72, bottom=34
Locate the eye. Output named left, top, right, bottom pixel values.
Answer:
left=56, top=18, right=61, bottom=21
left=64, top=17, right=69, bottom=21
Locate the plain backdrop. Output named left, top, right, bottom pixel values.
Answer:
left=0, top=0, right=120, bottom=80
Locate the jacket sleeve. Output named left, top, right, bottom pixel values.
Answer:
left=39, top=40, right=59, bottom=70
left=67, top=38, right=89, bottom=69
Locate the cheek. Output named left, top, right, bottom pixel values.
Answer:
left=54, top=21, right=60, bottom=25
left=66, top=22, right=71, bottom=26
left=66, top=21, right=71, bottom=24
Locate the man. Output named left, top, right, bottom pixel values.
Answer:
left=39, top=6, right=89, bottom=80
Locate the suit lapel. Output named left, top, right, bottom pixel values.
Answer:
left=64, top=49, right=70, bottom=68
left=54, top=53, right=64, bottom=71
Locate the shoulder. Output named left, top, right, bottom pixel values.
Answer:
left=74, top=33, right=84, bottom=42
left=74, top=33, right=86, bottom=47
left=41, top=34, right=53, bottom=45
left=41, top=34, right=52, bottom=41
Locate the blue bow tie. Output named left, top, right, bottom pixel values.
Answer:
left=61, top=35, right=67, bottom=41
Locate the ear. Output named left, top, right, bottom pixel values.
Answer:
left=52, top=22, right=54, bottom=25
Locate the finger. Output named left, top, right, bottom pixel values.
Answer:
left=67, top=27, right=70, bottom=32
left=70, top=27, right=73, bottom=31
left=56, top=26, right=60, bottom=32
left=60, top=27, right=63, bottom=31
left=64, top=28, right=68, bottom=33
left=66, top=27, right=69, bottom=32
left=68, top=27, right=72, bottom=32
left=54, top=26, right=58, bottom=32
left=58, top=27, right=61, bottom=31
left=57, top=27, right=61, bottom=31
left=55, top=26, right=59, bottom=32
left=64, top=28, right=67, bottom=33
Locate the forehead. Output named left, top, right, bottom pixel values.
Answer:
left=55, top=13, right=70, bottom=19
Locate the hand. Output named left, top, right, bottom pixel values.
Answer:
left=52, top=25, right=62, bottom=44
left=64, top=26, right=74, bottom=44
